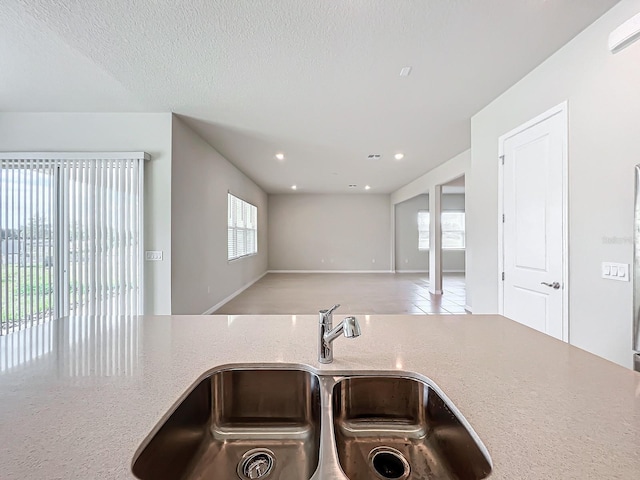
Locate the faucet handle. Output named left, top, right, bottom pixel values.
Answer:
left=321, top=304, right=340, bottom=316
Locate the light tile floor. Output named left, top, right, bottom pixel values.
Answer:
left=214, top=273, right=468, bottom=315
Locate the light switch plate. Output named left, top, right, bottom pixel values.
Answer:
left=145, top=250, right=163, bottom=261
left=601, top=262, right=629, bottom=281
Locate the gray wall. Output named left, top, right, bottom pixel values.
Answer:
left=0, top=112, right=173, bottom=315
left=171, top=116, right=268, bottom=314
left=268, top=194, right=391, bottom=271
left=468, top=0, right=640, bottom=367
left=395, top=194, right=465, bottom=272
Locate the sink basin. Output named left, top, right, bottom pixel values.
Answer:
left=132, top=366, right=491, bottom=480
left=331, top=375, right=492, bottom=480
left=132, top=366, right=321, bottom=480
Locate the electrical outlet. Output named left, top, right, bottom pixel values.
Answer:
left=145, top=250, right=163, bottom=261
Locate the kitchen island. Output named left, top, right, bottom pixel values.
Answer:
left=0, top=314, right=638, bottom=479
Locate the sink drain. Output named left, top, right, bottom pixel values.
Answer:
left=237, top=448, right=276, bottom=479
left=368, top=447, right=411, bottom=480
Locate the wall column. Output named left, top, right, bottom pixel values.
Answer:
left=429, top=184, right=443, bottom=294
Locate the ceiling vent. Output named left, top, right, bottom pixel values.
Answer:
left=399, top=66, right=412, bottom=77
left=367, top=154, right=382, bottom=160
left=348, top=184, right=357, bottom=188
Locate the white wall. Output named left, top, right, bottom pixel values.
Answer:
left=0, top=112, right=172, bottom=315
left=395, top=194, right=466, bottom=272
left=268, top=194, right=391, bottom=271
left=468, top=0, right=640, bottom=367
left=171, top=116, right=268, bottom=314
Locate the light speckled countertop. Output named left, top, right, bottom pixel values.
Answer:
left=0, top=314, right=638, bottom=479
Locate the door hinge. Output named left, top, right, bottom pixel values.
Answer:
left=502, top=214, right=505, bottom=223
left=499, top=155, right=505, bottom=165
left=501, top=272, right=505, bottom=281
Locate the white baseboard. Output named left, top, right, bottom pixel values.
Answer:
left=393, top=270, right=465, bottom=274
left=267, top=270, right=394, bottom=274
left=268, top=269, right=463, bottom=274
left=203, top=271, right=268, bottom=314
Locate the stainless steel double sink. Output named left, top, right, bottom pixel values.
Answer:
left=131, top=365, right=492, bottom=480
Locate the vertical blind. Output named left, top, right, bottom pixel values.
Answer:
left=227, top=193, right=258, bottom=260
left=1, top=158, right=55, bottom=335
left=0, top=153, right=146, bottom=335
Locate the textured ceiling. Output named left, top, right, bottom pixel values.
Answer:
left=1, top=0, right=620, bottom=193
left=0, top=2, right=146, bottom=112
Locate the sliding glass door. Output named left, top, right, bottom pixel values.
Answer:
left=1, top=154, right=145, bottom=335
left=1, top=163, right=56, bottom=333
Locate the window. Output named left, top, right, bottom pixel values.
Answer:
left=441, top=211, right=465, bottom=249
left=418, top=211, right=429, bottom=251
left=417, top=211, right=466, bottom=250
left=1, top=153, right=146, bottom=335
left=228, top=193, right=257, bottom=260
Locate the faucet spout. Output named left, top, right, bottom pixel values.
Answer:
left=342, top=316, right=361, bottom=338
left=323, top=316, right=361, bottom=344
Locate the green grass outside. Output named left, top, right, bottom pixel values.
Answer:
left=1, top=266, right=131, bottom=326
left=1, top=266, right=54, bottom=324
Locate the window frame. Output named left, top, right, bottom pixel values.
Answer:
left=417, top=210, right=429, bottom=251
left=441, top=210, right=466, bottom=250
left=416, top=210, right=466, bottom=251
left=227, top=193, right=258, bottom=261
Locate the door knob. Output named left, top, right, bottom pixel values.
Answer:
left=541, top=281, right=560, bottom=290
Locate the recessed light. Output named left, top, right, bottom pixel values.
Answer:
left=275, top=153, right=285, bottom=160
left=365, top=185, right=371, bottom=190
left=399, top=66, right=412, bottom=77
left=394, top=153, right=404, bottom=160
left=291, top=185, right=297, bottom=190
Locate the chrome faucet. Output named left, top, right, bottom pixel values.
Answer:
left=318, top=304, right=361, bottom=364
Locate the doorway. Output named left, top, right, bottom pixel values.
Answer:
left=393, top=176, right=467, bottom=307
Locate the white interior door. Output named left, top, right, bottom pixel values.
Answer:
left=500, top=105, right=567, bottom=340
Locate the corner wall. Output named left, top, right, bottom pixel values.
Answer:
left=468, top=0, right=640, bottom=367
left=171, top=116, right=268, bottom=314
left=0, top=112, right=173, bottom=314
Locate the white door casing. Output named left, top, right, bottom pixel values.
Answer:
left=498, top=103, right=568, bottom=341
